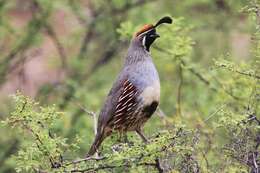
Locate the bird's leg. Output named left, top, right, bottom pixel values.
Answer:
left=136, top=129, right=148, bottom=143
left=123, top=133, right=129, bottom=143
left=118, top=131, right=130, bottom=144
left=117, top=131, right=124, bottom=143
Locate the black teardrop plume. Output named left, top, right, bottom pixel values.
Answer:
left=154, top=16, right=173, bottom=27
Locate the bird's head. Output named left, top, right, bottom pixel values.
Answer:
left=134, top=16, right=172, bottom=52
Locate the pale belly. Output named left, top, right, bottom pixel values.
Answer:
left=139, top=80, right=160, bottom=106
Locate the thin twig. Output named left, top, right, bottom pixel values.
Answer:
left=69, top=161, right=160, bottom=172
left=204, top=103, right=227, bottom=122
left=70, top=97, right=98, bottom=138
left=70, top=97, right=96, bottom=117
left=216, top=63, right=260, bottom=80
left=93, top=110, right=97, bottom=136
left=65, top=155, right=105, bottom=167
left=176, top=63, right=183, bottom=117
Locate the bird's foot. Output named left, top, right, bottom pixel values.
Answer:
left=136, top=129, right=149, bottom=143
left=84, top=151, right=105, bottom=160
left=83, top=154, right=105, bottom=160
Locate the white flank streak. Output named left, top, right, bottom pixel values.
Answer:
left=127, top=107, right=132, bottom=112
left=116, top=103, right=122, bottom=109
left=124, top=83, right=133, bottom=91
left=127, top=102, right=133, bottom=107
left=114, top=118, right=122, bottom=124
left=122, top=97, right=133, bottom=107
left=123, top=88, right=130, bottom=95
left=115, top=112, right=123, bottom=118
left=116, top=105, right=127, bottom=113
left=119, top=90, right=134, bottom=102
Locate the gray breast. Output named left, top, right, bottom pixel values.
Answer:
left=127, top=60, right=160, bottom=106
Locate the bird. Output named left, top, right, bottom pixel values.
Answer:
left=87, top=16, right=172, bottom=156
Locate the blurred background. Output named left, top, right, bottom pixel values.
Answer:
left=0, top=0, right=258, bottom=172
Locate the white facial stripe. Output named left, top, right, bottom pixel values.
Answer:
left=142, top=36, right=146, bottom=47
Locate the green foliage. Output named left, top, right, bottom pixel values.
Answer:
left=117, top=21, right=135, bottom=40
left=3, top=89, right=259, bottom=172
left=2, top=93, right=78, bottom=172
left=2, top=93, right=201, bottom=172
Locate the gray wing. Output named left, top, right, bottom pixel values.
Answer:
left=96, top=73, right=127, bottom=134
left=96, top=67, right=143, bottom=133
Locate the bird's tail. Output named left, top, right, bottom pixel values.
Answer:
left=86, top=132, right=106, bottom=157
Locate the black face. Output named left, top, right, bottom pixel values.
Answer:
left=142, top=29, right=160, bottom=52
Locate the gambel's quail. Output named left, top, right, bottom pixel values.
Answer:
left=87, top=16, right=172, bottom=156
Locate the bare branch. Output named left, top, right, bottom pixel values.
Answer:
left=44, top=23, right=68, bottom=71
left=215, top=63, right=260, bottom=80
left=71, top=97, right=96, bottom=117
